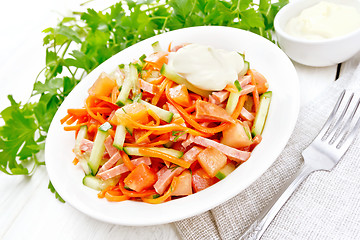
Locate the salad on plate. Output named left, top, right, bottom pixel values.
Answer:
left=61, top=41, right=272, bottom=204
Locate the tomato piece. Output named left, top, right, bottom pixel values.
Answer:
left=221, top=120, right=253, bottom=148
left=145, top=51, right=169, bottom=70
left=192, top=168, right=218, bottom=193
left=251, top=70, right=269, bottom=94
left=123, top=163, right=157, bottom=192
left=88, top=72, right=116, bottom=97
left=169, top=84, right=192, bottom=107
left=197, top=146, right=227, bottom=177
left=195, top=100, right=235, bottom=123
left=119, top=102, right=149, bottom=124
left=171, top=170, right=192, bottom=196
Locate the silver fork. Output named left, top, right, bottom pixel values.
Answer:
left=239, top=90, right=360, bottom=240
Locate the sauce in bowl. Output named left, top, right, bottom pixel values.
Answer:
left=286, top=1, right=360, bottom=40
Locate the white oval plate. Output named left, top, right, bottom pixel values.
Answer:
left=45, top=26, right=299, bottom=226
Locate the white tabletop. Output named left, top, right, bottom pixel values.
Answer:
left=0, top=1, right=349, bottom=239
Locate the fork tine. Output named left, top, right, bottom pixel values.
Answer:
left=321, top=90, right=346, bottom=141
left=329, top=93, right=356, bottom=144
left=336, top=96, right=360, bottom=149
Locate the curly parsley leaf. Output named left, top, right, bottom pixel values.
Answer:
left=0, top=96, right=42, bottom=175
left=48, top=181, right=65, bottom=203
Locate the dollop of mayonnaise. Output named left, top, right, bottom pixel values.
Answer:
left=167, top=44, right=244, bottom=91
left=286, top=1, right=360, bottom=40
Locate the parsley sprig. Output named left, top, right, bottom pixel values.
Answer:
left=0, top=0, right=287, bottom=196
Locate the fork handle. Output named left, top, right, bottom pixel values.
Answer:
left=239, top=164, right=314, bottom=240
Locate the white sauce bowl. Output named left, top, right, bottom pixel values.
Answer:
left=274, top=0, right=360, bottom=67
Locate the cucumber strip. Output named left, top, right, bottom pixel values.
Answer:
left=151, top=41, right=162, bottom=52
left=225, top=92, right=241, bottom=114
left=73, top=125, right=91, bottom=174
left=215, top=163, right=236, bottom=180
left=139, top=100, right=173, bottom=123
left=113, top=124, right=126, bottom=150
left=116, top=64, right=138, bottom=106
left=123, top=146, right=183, bottom=158
left=238, top=61, right=250, bottom=77
left=133, top=92, right=142, bottom=103
left=129, top=63, right=140, bottom=95
left=98, top=122, right=112, bottom=132
left=125, top=126, right=133, bottom=136
left=160, top=64, right=211, bottom=97
left=78, top=152, right=92, bottom=175
left=251, top=91, right=272, bottom=136
left=74, top=125, right=88, bottom=156
left=244, top=125, right=252, bottom=140
left=83, top=175, right=119, bottom=191
left=88, top=123, right=112, bottom=175
left=110, top=67, right=125, bottom=88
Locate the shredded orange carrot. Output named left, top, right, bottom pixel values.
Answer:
left=151, top=78, right=169, bottom=106
left=123, top=139, right=170, bottom=147
left=98, top=186, right=116, bottom=198
left=64, top=123, right=87, bottom=131
left=118, top=177, right=157, bottom=197
left=109, top=129, right=115, bottom=138
left=231, top=95, right=248, bottom=120
left=120, top=151, right=135, bottom=171
left=141, top=177, right=179, bottom=204
left=146, top=120, right=155, bottom=126
left=136, top=130, right=154, bottom=144
left=67, top=107, right=113, bottom=117
left=105, top=192, right=130, bottom=202
left=118, top=113, right=206, bottom=136
left=77, top=116, right=89, bottom=124
left=85, top=97, right=106, bottom=124
left=172, top=117, right=185, bottom=125
left=184, top=104, right=196, bottom=113
left=165, top=81, right=229, bottom=135
left=147, top=109, right=160, bottom=126
left=66, top=116, right=78, bottom=125
left=72, top=157, right=79, bottom=165
left=96, top=112, right=107, bottom=124
left=138, top=147, right=190, bottom=168
left=60, top=114, right=72, bottom=124
left=95, top=95, right=119, bottom=108
left=88, top=124, right=98, bottom=133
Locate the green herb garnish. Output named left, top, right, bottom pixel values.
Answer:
left=132, top=92, right=143, bottom=103
left=171, top=130, right=186, bottom=141
left=234, top=80, right=242, bottom=92
left=169, top=165, right=180, bottom=172
left=152, top=194, right=161, bottom=199
left=139, top=54, right=147, bottom=63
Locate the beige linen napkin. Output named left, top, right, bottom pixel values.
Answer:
left=175, top=55, right=360, bottom=240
